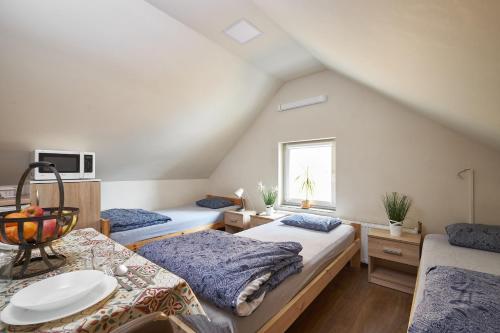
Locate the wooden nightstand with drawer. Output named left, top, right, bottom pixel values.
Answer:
left=368, top=229, right=422, bottom=294
left=224, top=210, right=256, bottom=233
left=249, top=212, right=290, bottom=228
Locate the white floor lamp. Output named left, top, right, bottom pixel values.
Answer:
left=457, top=168, right=475, bottom=224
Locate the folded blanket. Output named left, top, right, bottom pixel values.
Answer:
left=409, top=266, right=500, bottom=333
left=101, top=209, right=171, bottom=233
left=281, top=213, right=341, bottom=232
left=138, top=230, right=303, bottom=316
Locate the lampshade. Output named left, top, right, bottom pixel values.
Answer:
left=234, top=188, right=244, bottom=198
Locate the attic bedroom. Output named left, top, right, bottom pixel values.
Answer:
left=0, top=1, right=499, bottom=332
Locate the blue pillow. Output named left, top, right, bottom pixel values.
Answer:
left=196, top=198, right=233, bottom=209
left=446, top=223, right=500, bottom=253
left=281, top=213, right=342, bottom=232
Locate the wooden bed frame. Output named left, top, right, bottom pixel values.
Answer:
left=258, top=222, right=361, bottom=333
left=164, top=222, right=361, bottom=333
left=100, top=195, right=243, bottom=251
left=407, top=265, right=421, bottom=330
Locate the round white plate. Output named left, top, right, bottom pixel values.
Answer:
left=1, top=275, right=117, bottom=325
left=10, top=270, right=104, bottom=311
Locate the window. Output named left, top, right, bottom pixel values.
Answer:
left=280, top=138, right=336, bottom=209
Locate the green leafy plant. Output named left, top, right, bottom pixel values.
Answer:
left=258, top=182, right=278, bottom=206
left=295, top=167, right=315, bottom=201
left=382, top=192, right=412, bottom=223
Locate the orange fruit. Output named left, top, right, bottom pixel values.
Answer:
left=2, top=222, right=38, bottom=243
left=4, top=212, right=28, bottom=228
left=5, top=212, right=28, bottom=219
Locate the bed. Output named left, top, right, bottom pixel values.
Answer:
left=140, top=216, right=361, bottom=333
left=100, top=195, right=242, bottom=251
left=409, top=234, right=500, bottom=328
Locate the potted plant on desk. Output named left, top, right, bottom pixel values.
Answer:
left=258, top=182, right=278, bottom=216
left=382, top=192, right=412, bottom=236
left=295, top=167, right=315, bottom=209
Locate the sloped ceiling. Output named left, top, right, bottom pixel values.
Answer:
left=0, top=0, right=279, bottom=183
left=146, top=0, right=325, bottom=81
left=253, top=0, right=500, bottom=149
left=1, top=0, right=499, bottom=184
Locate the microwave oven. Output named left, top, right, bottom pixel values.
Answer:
left=33, top=150, right=95, bottom=180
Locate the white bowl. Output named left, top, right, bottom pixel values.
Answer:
left=10, top=270, right=105, bottom=311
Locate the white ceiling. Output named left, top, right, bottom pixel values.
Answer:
left=253, top=0, right=500, bottom=149
left=0, top=0, right=279, bottom=183
left=1, top=0, right=499, bottom=183
left=146, top=0, right=325, bottom=81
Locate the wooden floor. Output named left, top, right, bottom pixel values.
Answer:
left=287, top=264, right=412, bottom=333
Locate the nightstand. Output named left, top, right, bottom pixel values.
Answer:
left=224, top=210, right=256, bottom=233
left=249, top=212, right=290, bottom=228
left=368, top=228, right=422, bottom=294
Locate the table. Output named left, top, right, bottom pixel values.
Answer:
left=249, top=212, right=290, bottom=228
left=368, top=228, right=422, bottom=294
left=223, top=210, right=256, bottom=233
left=0, top=228, right=205, bottom=333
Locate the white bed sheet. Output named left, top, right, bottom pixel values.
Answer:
left=414, top=234, right=500, bottom=309
left=201, top=220, right=356, bottom=333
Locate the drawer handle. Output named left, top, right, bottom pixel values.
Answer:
left=383, top=247, right=402, bottom=256
left=230, top=219, right=239, bottom=224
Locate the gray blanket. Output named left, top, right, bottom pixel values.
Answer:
left=409, top=266, right=500, bottom=333
left=101, top=209, right=171, bottom=232
left=138, top=230, right=303, bottom=314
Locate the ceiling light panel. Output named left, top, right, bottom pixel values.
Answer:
left=224, top=19, right=262, bottom=44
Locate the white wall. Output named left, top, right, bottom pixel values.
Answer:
left=101, top=179, right=208, bottom=211
left=208, top=70, right=500, bottom=234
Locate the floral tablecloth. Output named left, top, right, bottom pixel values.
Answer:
left=0, top=228, right=205, bottom=333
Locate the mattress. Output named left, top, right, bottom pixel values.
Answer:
left=201, top=219, right=356, bottom=333
left=109, top=204, right=238, bottom=245
left=413, top=234, right=500, bottom=311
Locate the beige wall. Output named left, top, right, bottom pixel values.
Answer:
left=208, top=70, right=500, bottom=234
left=101, top=179, right=208, bottom=211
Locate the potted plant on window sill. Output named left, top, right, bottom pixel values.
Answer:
left=382, top=192, right=412, bottom=237
left=258, top=182, right=278, bottom=216
left=295, top=167, right=315, bottom=209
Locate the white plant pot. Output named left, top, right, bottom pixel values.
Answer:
left=389, top=221, right=403, bottom=237
left=265, top=206, right=274, bottom=216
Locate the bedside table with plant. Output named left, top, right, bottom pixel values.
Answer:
left=368, top=191, right=421, bottom=294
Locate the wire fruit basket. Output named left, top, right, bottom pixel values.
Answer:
left=0, top=162, right=79, bottom=279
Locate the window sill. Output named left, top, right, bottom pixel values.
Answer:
left=278, top=205, right=337, bottom=217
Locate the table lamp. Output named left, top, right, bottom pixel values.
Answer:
left=234, top=188, right=246, bottom=211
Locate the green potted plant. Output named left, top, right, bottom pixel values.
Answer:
left=258, top=182, right=278, bottom=216
left=382, top=192, right=412, bottom=236
left=295, top=167, right=315, bottom=209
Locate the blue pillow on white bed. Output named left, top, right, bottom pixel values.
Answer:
left=281, top=213, right=342, bottom=232
left=196, top=197, right=233, bottom=209
left=446, top=223, right=500, bottom=253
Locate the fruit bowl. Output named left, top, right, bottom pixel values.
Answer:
left=0, top=162, right=79, bottom=279
left=0, top=207, right=78, bottom=246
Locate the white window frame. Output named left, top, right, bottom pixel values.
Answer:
left=279, top=138, right=336, bottom=210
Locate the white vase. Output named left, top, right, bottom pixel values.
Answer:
left=266, top=206, right=274, bottom=216
left=389, top=220, right=403, bottom=237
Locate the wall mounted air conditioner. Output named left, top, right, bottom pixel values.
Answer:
left=277, top=95, right=328, bottom=112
